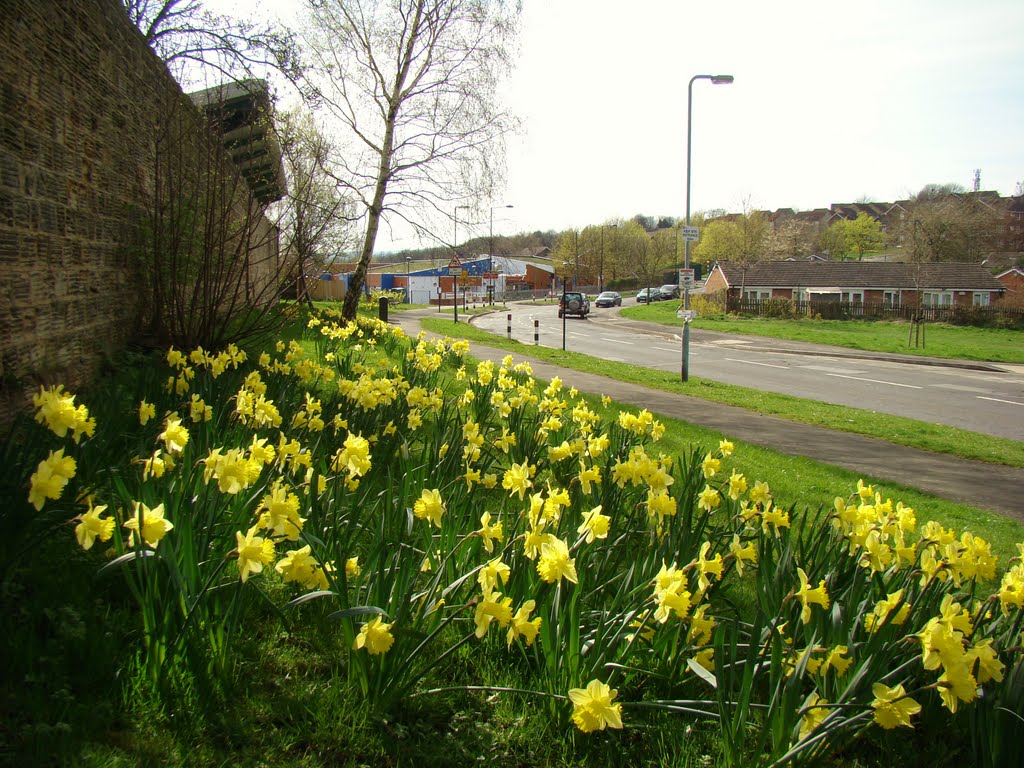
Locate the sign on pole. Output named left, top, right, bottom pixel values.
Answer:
left=681, top=226, right=700, bottom=242
left=679, top=268, right=695, bottom=287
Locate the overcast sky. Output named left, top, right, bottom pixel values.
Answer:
left=249, top=0, right=1024, bottom=251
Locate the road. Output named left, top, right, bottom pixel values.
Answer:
left=471, top=301, right=1024, bottom=441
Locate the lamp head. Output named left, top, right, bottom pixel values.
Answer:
left=711, top=75, right=734, bottom=85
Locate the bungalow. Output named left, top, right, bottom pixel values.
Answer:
left=704, top=261, right=1005, bottom=307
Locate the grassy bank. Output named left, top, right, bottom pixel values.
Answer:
left=421, top=317, right=1024, bottom=469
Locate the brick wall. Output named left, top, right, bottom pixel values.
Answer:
left=0, top=1, right=278, bottom=424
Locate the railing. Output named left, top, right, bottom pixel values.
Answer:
left=725, top=297, right=1024, bottom=327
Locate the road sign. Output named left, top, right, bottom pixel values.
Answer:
left=679, top=268, right=695, bottom=287
left=447, top=254, right=462, bottom=270
left=681, top=226, right=700, bottom=242
left=677, top=309, right=697, bottom=323
left=447, top=267, right=465, bottom=276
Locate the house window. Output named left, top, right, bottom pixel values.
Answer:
left=882, top=291, right=897, bottom=306
left=972, top=292, right=990, bottom=306
left=922, top=291, right=952, bottom=307
left=742, top=289, right=770, bottom=301
left=841, top=291, right=863, bottom=303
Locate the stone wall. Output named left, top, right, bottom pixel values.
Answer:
left=0, top=1, right=279, bottom=424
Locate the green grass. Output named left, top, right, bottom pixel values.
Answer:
left=420, top=317, right=1024, bottom=469
left=621, top=302, right=1024, bottom=363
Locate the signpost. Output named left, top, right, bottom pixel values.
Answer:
left=678, top=267, right=695, bottom=288
left=681, top=225, right=699, bottom=242
left=448, top=255, right=462, bottom=323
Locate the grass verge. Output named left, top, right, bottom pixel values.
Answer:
left=622, top=303, right=1024, bottom=363
left=419, top=317, right=1024, bottom=469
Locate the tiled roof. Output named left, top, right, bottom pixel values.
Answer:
left=713, top=261, right=1005, bottom=290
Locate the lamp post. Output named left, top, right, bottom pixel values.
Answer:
left=453, top=204, right=469, bottom=323
left=683, top=73, right=733, bottom=383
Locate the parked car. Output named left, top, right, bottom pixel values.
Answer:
left=659, top=284, right=681, bottom=299
left=558, top=291, right=590, bottom=318
left=635, top=287, right=666, bottom=303
left=594, top=291, right=622, bottom=307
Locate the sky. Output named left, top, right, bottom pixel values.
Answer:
left=237, top=0, right=1024, bottom=251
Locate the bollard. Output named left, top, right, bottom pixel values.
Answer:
left=507, top=313, right=512, bottom=339
left=378, top=296, right=388, bottom=322
left=534, top=319, right=539, bottom=345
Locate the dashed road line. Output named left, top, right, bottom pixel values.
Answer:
left=825, top=373, right=921, bottom=389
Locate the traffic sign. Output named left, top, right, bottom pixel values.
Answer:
left=679, top=268, right=695, bottom=287
left=447, top=254, right=462, bottom=269
left=677, top=309, right=697, bottom=323
left=447, top=267, right=465, bottom=276
left=681, top=226, right=700, bottom=242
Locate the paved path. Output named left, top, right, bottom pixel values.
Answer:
left=393, top=309, right=1024, bottom=524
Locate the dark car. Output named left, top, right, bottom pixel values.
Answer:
left=594, top=291, right=622, bottom=307
left=558, top=291, right=590, bottom=318
left=659, top=284, right=681, bottom=300
left=635, top=288, right=665, bottom=303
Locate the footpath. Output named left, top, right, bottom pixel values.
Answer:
left=391, top=308, right=1024, bottom=525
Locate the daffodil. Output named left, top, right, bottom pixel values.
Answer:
left=74, top=503, right=115, bottom=550
left=502, top=461, right=534, bottom=500
left=413, top=488, right=445, bottom=528
left=474, top=591, right=513, bottom=638
left=478, top=557, right=511, bottom=594
left=159, top=415, right=189, bottom=455
left=478, top=512, right=504, bottom=553
left=568, top=679, right=624, bottom=733
left=123, top=501, right=173, bottom=548
left=28, top=448, right=77, bottom=510
left=507, top=600, right=542, bottom=647
left=577, top=506, right=610, bottom=544
left=138, top=400, right=156, bottom=426
left=537, top=537, right=577, bottom=584
left=794, top=567, right=829, bottom=624
left=729, top=534, right=758, bottom=576
left=870, top=682, right=921, bottom=729
left=697, top=485, right=721, bottom=512
left=235, top=525, right=275, bottom=583
left=798, top=693, right=830, bottom=741
left=353, top=616, right=395, bottom=655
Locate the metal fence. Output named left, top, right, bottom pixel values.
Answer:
left=725, top=298, right=1024, bottom=327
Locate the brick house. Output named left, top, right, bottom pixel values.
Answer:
left=996, top=266, right=1024, bottom=298
left=704, top=261, right=1006, bottom=307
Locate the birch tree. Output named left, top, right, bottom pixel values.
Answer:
left=299, top=0, right=521, bottom=320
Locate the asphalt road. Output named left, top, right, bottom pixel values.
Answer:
left=471, top=301, right=1024, bottom=441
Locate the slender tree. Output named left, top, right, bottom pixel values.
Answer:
left=298, top=0, right=521, bottom=320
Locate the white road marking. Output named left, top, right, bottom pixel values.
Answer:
left=725, top=357, right=788, bottom=369
left=801, top=364, right=865, bottom=375
left=825, top=373, right=922, bottom=389
left=711, top=339, right=754, bottom=345
left=977, top=396, right=1024, bottom=407
left=930, top=383, right=992, bottom=394
left=602, top=337, right=634, bottom=345
left=651, top=346, right=678, bottom=352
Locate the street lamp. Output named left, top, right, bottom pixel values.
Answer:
left=683, top=73, right=733, bottom=383
left=453, top=205, right=470, bottom=323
